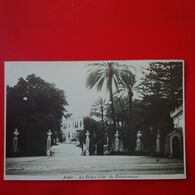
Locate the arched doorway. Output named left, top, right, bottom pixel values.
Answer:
left=172, top=136, right=181, bottom=158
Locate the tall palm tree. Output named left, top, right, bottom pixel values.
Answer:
left=86, top=62, right=123, bottom=128
left=119, top=67, right=136, bottom=126
left=90, top=97, right=107, bottom=124
left=106, top=95, right=128, bottom=128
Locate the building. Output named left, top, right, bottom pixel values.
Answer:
left=61, top=117, right=84, bottom=143
left=164, top=105, right=184, bottom=158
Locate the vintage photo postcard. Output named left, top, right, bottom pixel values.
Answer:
left=4, top=60, right=186, bottom=180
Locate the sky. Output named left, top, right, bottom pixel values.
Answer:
left=5, top=60, right=150, bottom=117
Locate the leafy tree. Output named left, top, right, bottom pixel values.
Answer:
left=116, top=67, right=136, bottom=126
left=90, top=97, right=107, bottom=125
left=106, top=95, right=128, bottom=128
left=137, top=61, right=183, bottom=111
left=80, top=117, right=102, bottom=155
left=86, top=62, right=136, bottom=127
left=6, top=74, right=68, bottom=156
left=136, top=62, right=183, bottom=154
left=86, top=62, right=125, bottom=128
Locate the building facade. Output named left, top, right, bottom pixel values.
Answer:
left=164, top=105, right=184, bottom=158
left=61, top=117, right=84, bottom=143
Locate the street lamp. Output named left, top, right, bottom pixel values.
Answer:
left=22, top=96, right=28, bottom=128
left=23, top=96, right=28, bottom=101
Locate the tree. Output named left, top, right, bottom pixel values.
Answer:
left=86, top=62, right=128, bottom=128
left=136, top=61, right=183, bottom=154
left=116, top=67, right=136, bottom=126
left=90, top=97, right=107, bottom=125
left=137, top=61, right=183, bottom=111
left=81, top=117, right=102, bottom=155
left=6, top=74, right=68, bottom=156
left=106, top=95, right=128, bottom=128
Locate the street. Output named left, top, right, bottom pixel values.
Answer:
left=5, top=143, right=185, bottom=179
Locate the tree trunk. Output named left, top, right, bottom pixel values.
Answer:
left=128, top=90, right=133, bottom=128
left=121, top=111, right=124, bottom=127
left=101, top=106, right=104, bottom=125
left=169, top=64, right=175, bottom=111
left=109, top=87, right=116, bottom=128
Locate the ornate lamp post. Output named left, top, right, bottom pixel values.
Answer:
left=149, top=125, right=154, bottom=155
left=22, top=96, right=28, bottom=128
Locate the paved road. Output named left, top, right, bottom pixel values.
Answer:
left=51, top=143, right=82, bottom=156
left=5, top=143, right=185, bottom=179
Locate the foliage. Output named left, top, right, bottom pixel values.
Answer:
left=89, top=61, right=183, bottom=154
left=86, top=62, right=122, bottom=127
left=106, top=96, right=128, bottom=127
left=86, top=62, right=136, bottom=153
left=137, top=61, right=183, bottom=111
left=135, top=62, right=183, bottom=154
left=6, top=74, right=68, bottom=156
left=119, top=67, right=136, bottom=126
left=86, top=62, right=136, bottom=129
left=80, top=117, right=103, bottom=155
left=90, top=97, right=107, bottom=124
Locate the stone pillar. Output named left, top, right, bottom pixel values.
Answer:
left=46, top=129, right=52, bottom=156
left=13, top=128, right=19, bottom=152
left=114, top=130, right=119, bottom=152
left=136, top=130, right=142, bottom=152
left=85, top=130, right=90, bottom=156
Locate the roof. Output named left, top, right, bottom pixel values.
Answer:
left=170, top=105, right=183, bottom=118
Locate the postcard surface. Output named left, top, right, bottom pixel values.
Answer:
left=4, top=60, right=185, bottom=180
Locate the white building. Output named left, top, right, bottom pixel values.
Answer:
left=61, top=117, right=84, bottom=143
left=164, top=105, right=184, bottom=158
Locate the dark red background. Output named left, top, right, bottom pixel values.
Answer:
left=0, top=0, right=194, bottom=194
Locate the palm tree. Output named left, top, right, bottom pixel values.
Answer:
left=86, top=62, right=123, bottom=128
left=90, top=97, right=107, bottom=124
left=119, top=67, right=136, bottom=126
left=113, top=66, right=136, bottom=126
left=106, top=96, right=128, bottom=128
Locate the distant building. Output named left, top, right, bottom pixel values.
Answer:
left=164, top=105, right=184, bottom=158
left=61, top=117, right=84, bottom=143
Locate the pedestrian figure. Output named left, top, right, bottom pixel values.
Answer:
left=50, top=148, right=55, bottom=157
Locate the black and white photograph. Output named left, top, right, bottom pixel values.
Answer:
left=4, top=60, right=185, bottom=180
